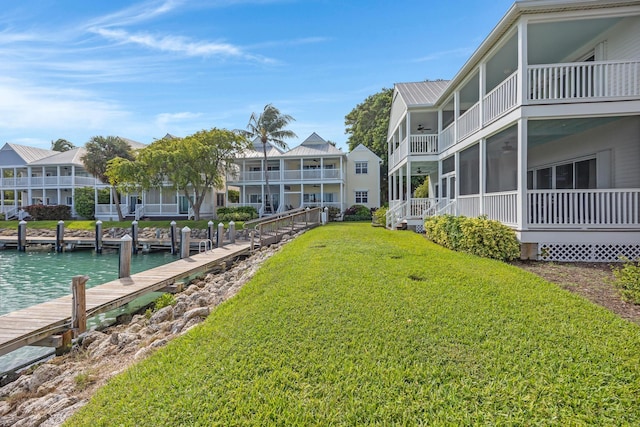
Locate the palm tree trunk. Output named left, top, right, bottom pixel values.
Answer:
left=263, top=143, right=273, bottom=215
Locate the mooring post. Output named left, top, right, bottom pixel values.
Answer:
left=180, top=226, right=191, bottom=259
left=170, top=221, right=177, bottom=255
left=217, top=222, right=224, bottom=248
left=229, top=221, right=236, bottom=244
left=17, top=220, right=27, bottom=252
left=95, top=220, right=103, bottom=254
left=207, top=220, right=214, bottom=243
left=119, top=234, right=132, bottom=278
left=71, top=275, right=89, bottom=337
left=131, top=220, right=139, bottom=254
left=323, top=207, right=329, bottom=225
left=55, top=220, right=65, bottom=253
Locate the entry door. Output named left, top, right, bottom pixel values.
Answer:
left=178, top=195, right=191, bottom=214
left=441, top=174, right=456, bottom=203
left=129, top=195, right=141, bottom=214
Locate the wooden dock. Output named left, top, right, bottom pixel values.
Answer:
left=0, top=241, right=251, bottom=358
left=0, top=236, right=210, bottom=252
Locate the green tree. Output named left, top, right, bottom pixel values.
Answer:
left=50, top=138, right=75, bottom=152
left=81, top=136, right=135, bottom=221
left=413, top=176, right=430, bottom=198
left=240, top=104, right=296, bottom=214
left=107, top=129, right=248, bottom=220
left=345, top=88, right=393, bottom=203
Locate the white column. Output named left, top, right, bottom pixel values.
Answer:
left=454, top=152, right=460, bottom=215
left=479, top=138, right=486, bottom=215
left=453, top=91, right=460, bottom=143
left=516, top=119, right=528, bottom=230
left=479, top=62, right=486, bottom=126
left=517, top=18, right=529, bottom=106
left=406, top=161, right=412, bottom=202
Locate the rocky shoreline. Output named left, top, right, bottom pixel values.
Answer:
left=0, top=229, right=302, bottom=427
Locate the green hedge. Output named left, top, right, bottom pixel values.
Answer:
left=217, top=206, right=258, bottom=222
left=424, top=215, right=520, bottom=261
left=372, top=206, right=387, bottom=226
left=23, top=204, right=72, bottom=221
left=344, top=204, right=372, bottom=221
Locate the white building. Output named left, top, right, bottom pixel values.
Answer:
left=227, top=133, right=381, bottom=215
left=387, top=0, right=640, bottom=262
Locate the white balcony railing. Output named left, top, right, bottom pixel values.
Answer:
left=483, top=71, right=517, bottom=125
left=528, top=189, right=640, bottom=227
left=528, top=60, right=640, bottom=102
left=410, top=134, right=438, bottom=154
left=439, top=122, right=456, bottom=151
left=457, top=102, right=481, bottom=141
left=484, top=191, right=518, bottom=225
left=457, top=195, right=481, bottom=218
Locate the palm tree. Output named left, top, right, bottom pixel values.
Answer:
left=50, top=138, right=75, bottom=152
left=240, top=104, right=296, bottom=214
left=81, top=136, right=134, bottom=221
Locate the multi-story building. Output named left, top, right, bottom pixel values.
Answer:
left=227, top=133, right=381, bottom=215
left=387, top=0, right=640, bottom=262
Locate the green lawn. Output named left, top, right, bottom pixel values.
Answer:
left=66, top=223, right=640, bottom=425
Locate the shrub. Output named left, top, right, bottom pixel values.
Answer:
left=75, top=187, right=96, bottom=219
left=372, top=206, right=387, bottom=227
left=612, top=260, right=640, bottom=304
left=425, top=215, right=520, bottom=261
left=344, top=204, right=372, bottom=221
left=23, top=204, right=71, bottom=221
left=228, top=190, right=240, bottom=203
left=154, top=293, right=177, bottom=310
left=217, top=206, right=258, bottom=221
left=327, top=206, right=341, bottom=221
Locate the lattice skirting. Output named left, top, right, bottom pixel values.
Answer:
left=415, top=224, right=425, bottom=234
left=539, top=243, right=640, bottom=262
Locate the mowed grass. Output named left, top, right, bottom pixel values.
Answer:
left=66, top=223, right=640, bottom=425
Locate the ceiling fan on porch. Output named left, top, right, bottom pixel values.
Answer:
left=501, top=141, right=515, bottom=153
left=416, top=124, right=431, bottom=132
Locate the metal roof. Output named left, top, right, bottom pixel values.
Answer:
left=394, top=81, right=450, bottom=107
left=29, top=147, right=87, bottom=166
left=1, top=143, right=57, bottom=164
left=283, top=133, right=344, bottom=157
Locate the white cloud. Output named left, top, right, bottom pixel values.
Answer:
left=0, top=77, right=129, bottom=132
left=85, top=0, right=184, bottom=29
left=155, top=111, right=203, bottom=128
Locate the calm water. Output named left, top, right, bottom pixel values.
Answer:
left=0, top=249, right=176, bottom=372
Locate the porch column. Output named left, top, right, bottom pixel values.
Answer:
left=405, top=162, right=411, bottom=202
left=479, top=138, right=486, bottom=215
left=398, top=167, right=403, bottom=201
left=454, top=91, right=460, bottom=143
left=437, top=160, right=443, bottom=199
left=454, top=152, right=460, bottom=215
left=516, top=119, right=528, bottom=230
left=479, top=62, right=486, bottom=125
left=517, top=17, right=529, bottom=106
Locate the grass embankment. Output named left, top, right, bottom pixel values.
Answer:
left=66, top=224, right=640, bottom=425
left=0, top=219, right=241, bottom=231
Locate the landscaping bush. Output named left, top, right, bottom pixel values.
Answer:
left=326, top=206, right=341, bottom=221
left=23, top=204, right=71, bottom=221
left=372, top=206, right=387, bottom=226
left=217, top=206, right=258, bottom=221
left=343, top=204, right=372, bottom=221
left=612, top=260, right=640, bottom=304
left=227, top=189, right=240, bottom=203
left=425, top=215, right=520, bottom=261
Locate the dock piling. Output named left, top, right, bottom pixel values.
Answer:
left=17, top=220, right=27, bottom=252
left=207, top=220, right=214, bottom=243
left=170, top=221, right=177, bottom=255
left=229, top=221, right=236, bottom=244
left=217, top=222, right=224, bottom=248
left=72, top=275, right=89, bottom=337
left=119, top=234, right=133, bottom=278
left=181, top=226, right=191, bottom=258
left=95, top=220, right=103, bottom=254
left=131, top=220, right=139, bottom=254
left=56, top=220, right=65, bottom=253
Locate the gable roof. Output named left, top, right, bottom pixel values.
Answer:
left=348, top=143, right=382, bottom=162
left=0, top=143, right=57, bottom=164
left=395, top=81, right=450, bottom=107
left=283, top=133, right=344, bottom=157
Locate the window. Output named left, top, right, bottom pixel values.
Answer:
left=528, top=158, right=596, bottom=190
left=355, top=162, right=368, bottom=174
left=355, top=191, right=368, bottom=204
left=216, top=193, right=225, bottom=206
left=249, top=194, right=262, bottom=203
left=459, top=144, right=479, bottom=195
left=442, top=155, right=455, bottom=174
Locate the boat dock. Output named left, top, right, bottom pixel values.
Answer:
left=0, top=241, right=251, bottom=358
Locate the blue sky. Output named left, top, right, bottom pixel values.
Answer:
left=0, top=0, right=515, bottom=152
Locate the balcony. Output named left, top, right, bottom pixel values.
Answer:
left=229, top=169, right=343, bottom=183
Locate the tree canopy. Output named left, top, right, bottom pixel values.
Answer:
left=345, top=88, right=393, bottom=203
left=240, top=104, right=296, bottom=213
left=50, top=138, right=75, bottom=152
left=81, top=136, right=135, bottom=221
left=107, top=128, right=249, bottom=220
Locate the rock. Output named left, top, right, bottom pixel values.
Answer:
left=149, top=306, right=174, bottom=324
left=40, top=400, right=88, bottom=427
left=182, top=317, right=204, bottom=332
left=183, top=307, right=209, bottom=321
left=173, top=301, right=187, bottom=317
left=28, top=364, right=62, bottom=392
left=150, top=339, right=168, bottom=349
left=80, top=331, right=107, bottom=349
left=170, top=320, right=186, bottom=335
